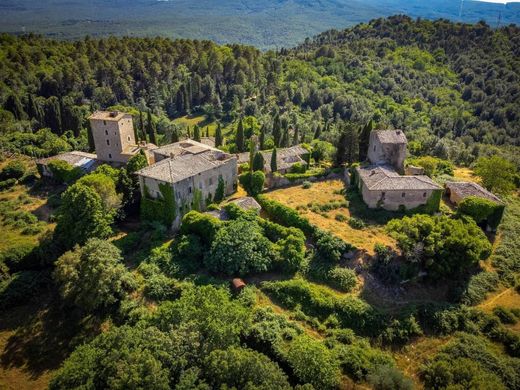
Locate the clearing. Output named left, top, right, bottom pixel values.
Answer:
left=264, top=180, right=395, bottom=254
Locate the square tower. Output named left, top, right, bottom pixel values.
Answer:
left=89, top=111, right=136, bottom=163
left=367, top=130, right=407, bottom=173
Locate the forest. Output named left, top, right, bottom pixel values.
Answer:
left=0, top=15, right=520, bottom=390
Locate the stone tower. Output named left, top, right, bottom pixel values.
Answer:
left=88, top=111, right=136, bottom=163
left=367, top=130, right=407, bottom=173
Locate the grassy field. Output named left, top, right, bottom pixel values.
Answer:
left=172, top=115, right=236, bottom=139
left=264, top=180, right=395, bottom=254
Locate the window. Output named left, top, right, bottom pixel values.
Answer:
left=189, top=187, right=192, bottom=194
left=108, top=153, right=112, bottom=159
left=199, top=183, right=202, bottom=189
left=423, top=192, right=427, bottom=197
left=103, top=120, right=106, bottom=126
left=127, top=136, right=131, bottom=142
left=373, top=145, right=376, bottom=151
left=105, top=130, right=108, bottom=135
left=209, top=177, right=213, bottom=186
left=106, top=139, right=110, bottom=146
left=381, top=192, right=386, bottom=198
left=401, top=192, right=406, bottom=198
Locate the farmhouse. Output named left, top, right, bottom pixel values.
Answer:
left=237, top=145, right=309, bottom=173
left=136, top=144, right=237, bottom=228
left=445, top=181, right=503, bottom=205
left=355, top=130, right=442, bottom=211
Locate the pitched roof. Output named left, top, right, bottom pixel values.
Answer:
left=236, top=145, right=309, bottom=172
left=357, top=164, right=441, bottom=191
left=445, top=181, right=503, bottom=204
left=374, top=130, right=407, bottom=144
left=136, top=150, right=235, bottom=183
left=153, top=139, right=218, bottom=159
left=229, top=196, right=261, bottom=212
left=36, top=151, right=102, bottom=172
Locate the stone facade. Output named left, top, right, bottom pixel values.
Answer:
left=356, top=130, right=442, bottom=211
left=89, top=111, right=137, bottom=163
left=367, top=130, right=407, bottom=173
left=137, top=146, right=237, bottom=228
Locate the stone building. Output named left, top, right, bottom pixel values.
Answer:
left=88, top=111, right=156, bottom=164
left=136, top=140, right=237, bottom=228
left=236, top=145, right=309, bottom=174
left=36, top=151, right=102, bottom=177
left=355, top=130, right=442, bottom=211
left=445, top=181, right=503, bottom=206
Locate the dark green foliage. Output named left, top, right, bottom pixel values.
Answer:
left=458, top=196, right=505, bottom=230
left=271, top=147, right=278, bottom=172
left=285, top=334, right=341, bottom=389
left=262, top=278, right=380, bottom=336
left=381, top=315, right=423, bottom=345
left=55, top=182, right=114, bottom=248
left=257, top=195, right=314, bottom=235
left=193, top=124, right=201, bottom=142
left=204, top=347, right=290, bottom=390
left=126, top=150, right=148, bottom=174
left=348, top=217, right=365, bottom=229
left=493, top=306, right=519, bottom=325
left=461, top=271, right=500, bottom=305
left=140, top=183, right=176, bottom=227
left=314, top=228, right=352, bottom=263
left=213, top=176, right=225, bottom=203
left=47, top=159, right=82, bottom=184
left=367, top=364, right=414, bottom=390
left=215, top=122, right=223, bottom=147
left=179, top=211, right=222, bottom=246
left=387, top=214, right=492, bottom=279
left=236, top=118, right=245, bottom=152
left=1, top=159, right=26, bottom=180
left=239, top=170, right=265, bottom=196
left=205, top=219, right=273, bottom=275
left=53, top=238, right=135, bottom=311
left=475, top=156, right=517, bottom=196
left=0, top=270, right=49, bottom=309
left=169, top=234, right=204, bottom=276
left=407, top=156, right=453, bottom=177
left=139, top=262, right=181, bottom=301
left=146, top=110, right=157, bottom=145
left=252, top=151, right=265, bottom=172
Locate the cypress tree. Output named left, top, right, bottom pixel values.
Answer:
left=358, top=119, right=373, bottom=161
left=44, top=96, right=62, bottom=134
left=270, top=147, right=278, bottom=172
left=139, top=111, right=146, bottom=141
left=236, top=118, right=245, bottom=152
left=215, top=122, right=223, bottom=147
left=273, top=114, right=281, bottom=147
left=146, top=110, right=157, bottom=145
left=133, top=119, right=140, bottom=143
left=86, top=121, right=95, bottom=152
left=252, top=152, right=265, bottom=172
left=292, top=126, right=299, bottom=146
left=5, top=94, right=26, bottom=120
left=206, top=127, right=210, bottom=137
left=259, top=124, right=266, bottom=150
left=313, top=124, right=322, bottom=140
left=281, top=127, right=289, bottom=148
left=171, top=127, right=179, bottom=143
left=187, top=125, right=191, bottom=138
left=193, top=125, right=201, bottom=142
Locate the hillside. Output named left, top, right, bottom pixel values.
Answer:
left=0, top=0, right=519, bottom=48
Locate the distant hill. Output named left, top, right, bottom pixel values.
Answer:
left=1, top=0, right=519, bottom=48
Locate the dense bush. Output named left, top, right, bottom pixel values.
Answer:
left=1, top=159, right=27, bottom=180
left=387, top=214, right=492, bottom=279
left=367, top=364, right=414, bottom=390
left=47, top=159, right=82, bottom=184
left=457, top=196, right=505, bottom=230
left=0, top=270, right=50, bottom=309
left=205, top=219, right=273, bottom=275
left=460, top=271, right=499, bottom=305
left=239, top=170, right=265, bottom=196
left=257, top=195, right=314, bottom=235
left=138, top=262, right=181, bottom=301
left=180, top=210, right=222, bottom=246
left=314, top=228, right=352, bottom=263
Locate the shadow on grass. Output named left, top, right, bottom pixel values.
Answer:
left=0, top=292, right=101, bottom=380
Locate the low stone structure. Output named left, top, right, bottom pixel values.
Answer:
left=236, top=145, right=309, bottom=174
left=152, top=139, right=219, bottom=163
left=355, top=130, right=442, bottom=211
left=445, top=181, right=503, bottom=206
left=229, top=196, right=261, bottom=213
left=36, top=151, right=102, bottom=177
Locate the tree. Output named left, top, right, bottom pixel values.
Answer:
left=386, top=214, right=492, bottom=279
left=239, top=171, right=265, bottom=197
left=86, top=121, right=95, bottom=152
left=474, top=156, right=517, bottom=195
left=139, top=110, right=146, bottom=141
left=45, top=96, right=62, bottom=134
left=358, top=119, right=373, bottom=161
left=126, top=149, right=148, bottom=174
left=311, top=140, right=334, bottom=164
left=77, top=172, right=121, bottom=214
left=205, top=219, right=273, bottom=275
left=53, top=238, right=134, bottom=311
left=292, top=126, right=299, bottom=146
left=146, top=110, right=157, bottom=145
left=204, top=347, right=290, bottom=390
left=336, top=124, right=359, bottom=166
left=193, top=125, right=201, bottom=142
left=313, top=124, right=322, bottom=140
left=259, top=124, right=266, bottom=150
left=280, top=127, right=289, bottom=147
left=252, top=152, right=265, bottom=172
left=286, top=335, right=341, bottom=389
left=50, top=326, right=174, bottom=390
left=4, top=94, right=26, bottom=120
left=273, top=114, right=281, bottom=147
left=271, top=147, right=278, bottom=172
left=215, top=122, right=223, bottom=147
left=55, top=183, right=114, bottom=248
left=236, top=118, right=245, bottom=152
left=213, top=176, right=225, bottom=203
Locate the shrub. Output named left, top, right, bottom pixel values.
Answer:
left=461, top=271, right=499, bottom=305
left=239, top=170, right=265, bottom=196
left=367, top=365, right=414, bottom=390
left=0, top=178, right=17, bottom=190
left=1, top=159, right=26, bottom=180
left=0, top=271, right=50, bottom=309
left=170, top=234, right=204, bottom=275
left=314, top=228, right=351, bottom=263
left=327, top=267, right=358, bottom=292
left=290, top=162, right=306, bottom=174
left=139, top=263, right=181, bottom=301
left=381, top=315, right=423, bottom=345
left=335, top=341, right=395, bottom=381
left=0, top=242, right=37, bottom=271
left=180, top=211, right=222, bottom=246
left=348, top=217, right=366, bottom=229
left=257, top=195, right=314, bottom=235
left=302, top=180, right=312, bottom=189
left=48, top=159, right=82, bottom=184
left=335, top=214, right=347, bottom=222
left=458, top=196, right=505, bottom=230
left=205, top=219, right=274, bottom=275
left=493, top=306, right=518, bottom=325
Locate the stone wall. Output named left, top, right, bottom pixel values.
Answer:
left=360, top=183, right=437, bottom=211
left=90, top=114, right=135, bottom=163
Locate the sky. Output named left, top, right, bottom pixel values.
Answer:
left=471, top=0, right=520, bottom=3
